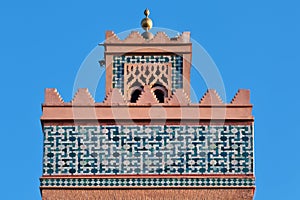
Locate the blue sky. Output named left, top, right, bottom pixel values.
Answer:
left=0, top=0, right=299, bottom=199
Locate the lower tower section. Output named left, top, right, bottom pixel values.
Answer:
left=40, top=88, right=255, bottom=199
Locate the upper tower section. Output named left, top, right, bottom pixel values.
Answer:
left=103, top=9, right=192, bottom=103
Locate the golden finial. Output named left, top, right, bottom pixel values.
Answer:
left=141, top=8, right=153, bottom=31
left=144, top=8, right=150, bottom=17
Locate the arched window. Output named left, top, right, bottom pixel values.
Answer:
left=130, top=90, right=142, bottom=103
left=152, top=84, right=168, bottom=103
left=130, top=86, right=143, bottom=103
left=154, top=89, right=165, bottom=103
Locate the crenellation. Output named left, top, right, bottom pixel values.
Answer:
left=104, top=31, right=191, bottom=44
left=103, top=88, right=127, bottom=105
left=200, top=89, right=224, bottom=105
left=44, top=88, right=64, bottom=105
left=122, top=31, right=147, bottom=43
left=104, top=30, right=120, bottom=42
left=167, top=89, right=190, bottom=105
left=71, top=88, right=95, bottom=105
left=231, top=89, right=251, bottom=105
left=43, top=88, right=252, bottom=106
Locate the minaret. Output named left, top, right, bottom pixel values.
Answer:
left=40, top=9, right=255, bottom=200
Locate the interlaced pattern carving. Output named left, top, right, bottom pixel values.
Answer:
left=112, top=55, right=183, bottom=95
left=124, top=63, right=172, bottom=100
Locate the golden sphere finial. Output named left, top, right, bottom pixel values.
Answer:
left=141, top=8, right=153, bottom=31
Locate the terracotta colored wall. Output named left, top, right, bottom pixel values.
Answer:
left=42, top=189, right=254, bottom=200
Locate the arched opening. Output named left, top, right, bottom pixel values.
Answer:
left=154, top=89, right=165, bottom=103
left=151, top=84, right=168, bottom=103
left=130, top=89, right=142, bottom=103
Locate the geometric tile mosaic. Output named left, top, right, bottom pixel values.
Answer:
left=40, top=177, right=255, bottom=187
left=112, top=55, right=183, bottom=94
left=43, top=125, right=253, bottom=176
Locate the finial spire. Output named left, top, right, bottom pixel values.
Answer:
left=141, top=8, right=153, bottom=31
left=141, top=8, right=154, bottom=39
left=144, top=8, right=150, bottom=18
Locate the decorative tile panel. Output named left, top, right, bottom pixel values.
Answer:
left=124, top=63, right=172, bottom=99
left=43, top=125, right=253, bottom=175
left=112, top=55, right=183, bottom=94
left=40, top=177, right=255, bottom=187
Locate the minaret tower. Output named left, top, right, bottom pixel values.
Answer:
left=40, top=9, right=255, bottom=199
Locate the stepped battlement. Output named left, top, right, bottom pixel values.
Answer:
left=43, top=88, right=251, bottom=106
left=41, top=88, right=253, bottom=122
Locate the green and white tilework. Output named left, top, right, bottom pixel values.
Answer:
left=40, top=177, right=255, bottom=187
left=43, top=125, right=254, bottom=176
